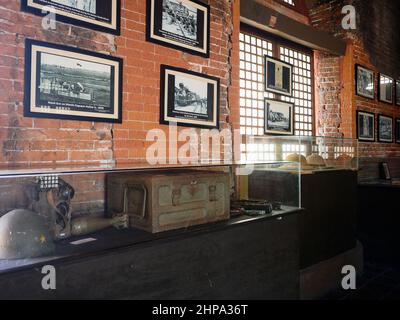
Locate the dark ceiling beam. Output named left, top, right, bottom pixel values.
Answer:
left=240, top=0, right=346, bottom=56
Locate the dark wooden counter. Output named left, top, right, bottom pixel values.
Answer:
left=358, top=181, right=400, bottom=264
left=249, top=169, right=358, bottom=269
left=0, top=208, right=301, bottom=300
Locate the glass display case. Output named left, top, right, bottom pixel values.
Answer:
left=0, top=161, right=301, bottom=274
left=0, top=136, right=358, bottom=274
left=240, top=135, right=358, bottom=209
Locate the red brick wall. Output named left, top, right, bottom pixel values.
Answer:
left=0, top=0, right=237, bottom=167
left=113, top=0, right=236, bottom=162
left=310, top=0, right=400, bottom=158
left=0, top=0, right=115, bottom=167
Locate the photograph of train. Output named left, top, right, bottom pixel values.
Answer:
left=173, top=74, right=208, bottom=115
left=162, top=0, right=197, bottom=40
left=38, top=52, right=112, bottom=110
left=52, top=0, right=96, bottom=13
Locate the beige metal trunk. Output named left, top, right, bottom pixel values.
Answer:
left=106, top=170, right=230, bottom=233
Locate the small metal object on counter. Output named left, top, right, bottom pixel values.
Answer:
left=272, top=202, right=283, bottom=211
left=231, top=200, right=274, bottom=216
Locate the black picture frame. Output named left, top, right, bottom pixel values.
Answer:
left=357, top=110, right=375, bottom=142
left=24, top=39, right=123, bottom=123
left=380, top=162, right=392, bottom=181
left=378, top=73, right=394, bottom=104
left=378, top=114, right=393, bottom=143
left=160, top=64, right=220, bottom=129
left=264, top=98, right=294, bottom=135
left=396, top=118, right=400, bottom=144
left=264, top=56, right=293, bottom=97
left=396, top=80, right=400, bottom=106
left=21, top=0, right=121, bottom=35
left=355, top=64, right=375, bottom=100
left=147, top=0, right=210, bottom=58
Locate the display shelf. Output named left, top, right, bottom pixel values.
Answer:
left=0, top=206, right=299, bottom=274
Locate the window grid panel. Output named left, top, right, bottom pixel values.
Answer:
left=239, top=32, right=274, bottom=138
left=239, top=31, right=314, bottom=161
left=283, top=0, right=295, bottom=6
left=279, top=46, right=313, bottom=137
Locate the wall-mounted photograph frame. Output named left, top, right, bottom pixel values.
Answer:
left=24, top=39, right=123, bottom=123
left=396, top=118, right=400, bottom=144
left=355, top=64, right=375, bottom=100
left=264, top=56, right=293, bottom=97
left=378, top=114, right=393, bottom=143
left=21, top=0, right=121, bottom=35
left=380, top=162, right=392, bottom=180
left=396, top=80, right=400, bottom=106
left=378, top=73, right=394, bottom=104
left=357, top=111, right=375, bottom=142
left=160, top=65, right=220, bottom=129
left=147, top=0, right=210, bottom=57
left=264, top=99, right=294, bottom=135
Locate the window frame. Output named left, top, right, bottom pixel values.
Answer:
left=240, top=23, right=316, bottom=137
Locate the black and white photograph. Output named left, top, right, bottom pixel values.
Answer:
left=264, top=56, right=293, bottom=97
left=357, top=111, right=375, bottom=142
left=147, top=0, right=210, bottom=57
left=378, top=114, right=393, bottom=143
left=396, top=80, right=400, bottom=106
left=21, top=0, right=121, bottom=34
left=355, top=64, right=375, bottom=99
left=264, top=99, right=294, bottom=135
left=396, top=118, right=400, bottom=144
left=378, top=73, right=394, bottom=104
left=160, top=65, right=219, bottom=129
left=24, top=39, right=123, bottom=123
left=53, top=0, right=96, bottom=13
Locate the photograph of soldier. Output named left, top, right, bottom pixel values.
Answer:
left=52, top=0, right=96, bottom=13
left=38, top=52, right=112, bottom=111
left=265, top=99, right=293, bottom=135
left=162, top=0, right=198, bottom=40
left=378, top=115, right=393, bottom=142
left=357, top=111, right=375, bottom=141
left=356, top=65, right=375, bottom=99
left=173, top=75, right=208, bottom=115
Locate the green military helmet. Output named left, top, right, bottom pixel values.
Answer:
left=0, top=209, right=55, bottom=260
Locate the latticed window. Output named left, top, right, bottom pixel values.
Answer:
left=239, top=26, right=314, bottom=162
left=239, top=27, right=314, bottom=137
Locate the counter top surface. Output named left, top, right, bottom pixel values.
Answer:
left=0, top=206, right=301, bottom=274
left=359, top=179, right=400, bottom=188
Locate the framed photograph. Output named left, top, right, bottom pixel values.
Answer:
left=355, top=64, right=375, bottom=99
left=264, top=99, right=294, bottom=135
left=380, top=162, right=391, bottom=180
left=147, top=0, right=210, bottom=57
left=396, top=80, right=400, bottom=106
left=21, top=0, right=121, bottom=35
left=378, top=115, right=393, bottom=143
left=160, top=65, right=220, bottom=129
left=24, top=39, right=123, bottom=123
left=357, top=111, right=375, bottom=142
left=264, top=56, right=293, bottom=97
left=378, top=74, right=394, bottom=104
left=396, top=118, right=400, bottom=144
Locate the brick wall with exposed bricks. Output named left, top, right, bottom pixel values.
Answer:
left=310, top=0, right=400, bottom=159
